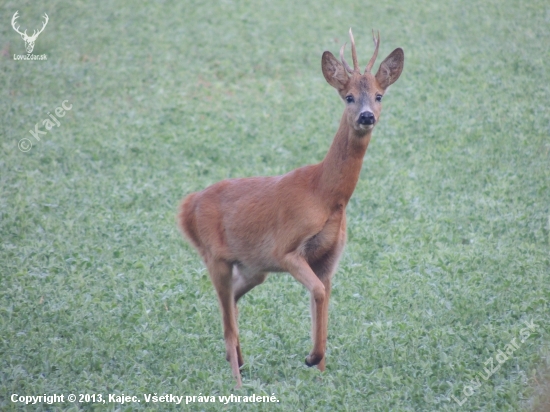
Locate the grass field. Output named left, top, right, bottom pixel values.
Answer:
left=1, top=0, right=549, bottom=410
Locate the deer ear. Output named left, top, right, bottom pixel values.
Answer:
left=322, top=51, right=349, bottom=91
left=375, top=48, right=404, bottom=90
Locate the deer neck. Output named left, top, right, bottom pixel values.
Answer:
left=317, top=112, right=371, bottom=207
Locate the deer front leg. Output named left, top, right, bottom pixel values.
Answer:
left=310, top=275, right=332, bottom=371
left=309, top=225, right=346, bottom=371
left=282, top=252, right=327, bottom=367
left=207, top=259, right=242, bottom=388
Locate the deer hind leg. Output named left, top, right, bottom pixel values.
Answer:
left=207, top=259, right=242, bottom=387
left=232, top=265, right=268, bottom=367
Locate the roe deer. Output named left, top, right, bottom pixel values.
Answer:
left=178, top=29, right=404, bottom=387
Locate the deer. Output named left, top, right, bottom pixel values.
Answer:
left=11, top=11, right=49, bottom=54
left=178, top=29, right=404, bottom=388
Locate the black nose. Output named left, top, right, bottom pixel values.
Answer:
left=358, top=111, right=375, bottom=125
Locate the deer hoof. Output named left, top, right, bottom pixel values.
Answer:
left=305, top=353, right=323, bottom=367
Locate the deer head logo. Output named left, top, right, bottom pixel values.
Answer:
left=11, top=11, right=49, bottom=54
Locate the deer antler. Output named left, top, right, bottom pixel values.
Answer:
left=11, top=11, right=48, bottom=41
left=339, top=43, right=353, bottom=74
left=29, top=13, right=49, bottom=40
left=348, top=28, right=359, bottom=73
left=340, top=28, right=360, bottom=74
left=365, top=30, right=380, bottom=74
left=11, top=11, right=27, bottom=37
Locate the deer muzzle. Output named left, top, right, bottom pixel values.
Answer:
left=358, top=111, right=375, bottom=126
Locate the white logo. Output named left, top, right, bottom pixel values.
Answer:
left=11, top=11, right=49, bottom=54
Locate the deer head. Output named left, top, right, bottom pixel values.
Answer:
left=11, top=11, right=49, bottom=54
left=322, top=29, right=404, bottom=136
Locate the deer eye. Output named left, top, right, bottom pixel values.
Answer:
left=345, top=95, right=354, bottom=104
left=375, top=94, right=383, bottom=102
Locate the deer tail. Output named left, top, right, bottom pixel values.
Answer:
left=178, top=192, right=203, bottom=253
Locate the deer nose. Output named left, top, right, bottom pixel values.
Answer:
left=358, top=111, right=375, bottom=125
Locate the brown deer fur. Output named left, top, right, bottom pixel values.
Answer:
left=178, top=29, right=404, bottom=387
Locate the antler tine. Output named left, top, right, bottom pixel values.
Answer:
left=365, top=30, right=380, bottom=73
left=348, top=28, right=359, bottom=73
left=31, top=13, right=49, bottom=39
left=11, top=11, right=26, bottom=36
left=339, top=43, right=354, bottom=74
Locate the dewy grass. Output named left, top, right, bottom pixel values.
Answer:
left=1, top=0, right=549, bottom=411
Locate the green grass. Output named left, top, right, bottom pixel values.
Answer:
left=1, top=0, right=549, bottom=410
